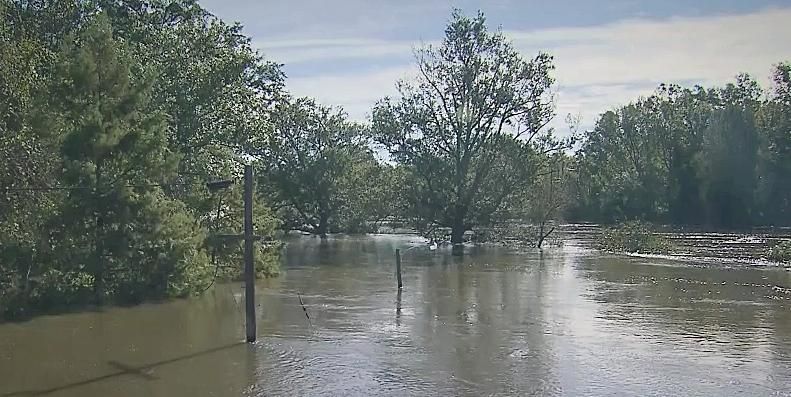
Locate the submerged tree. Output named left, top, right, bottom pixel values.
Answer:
left=373, top=10, right=557, bottom=244
left=697, top=107, right=759, bottom=228
left=756, top=63, right=791, bottom=225
left=569, top=68, right=791, bottom=228
left=527, top=154, right=571, bottom=248
left=255, top=97, right=385, bottom=236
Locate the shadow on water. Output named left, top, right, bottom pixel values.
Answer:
left=1, top=342, right=246, bottom=397
left=2, top=234, right=789, bottom=396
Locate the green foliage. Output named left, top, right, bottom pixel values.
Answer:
left=204, top=183, right=281, bottom=280
left=768, top=240, right=791, bottom=264
left=755, top=63, right=791, bottom=224
left=471, top=223, right=563, bottom=248
left=372, top=10, right=560, bottom=244
left=697, top=106, right=759, bottom=228
left=4, top=0, right=787, bottom=323
left=570, top=66, right=791, bottom=228
left=256, top=97, right=392, bottom=236
left=14, top=14, right=213, bottom=307
left=598, top=221, right=671, bottom=254
left=0, top=1, right=283, bottom=320
left=96, top=0, right=285, bottom=283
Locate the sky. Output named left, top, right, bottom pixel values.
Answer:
left=199, top=0, right=791, bottom=134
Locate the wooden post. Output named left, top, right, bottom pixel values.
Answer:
left=395, top=248, right=403, bottom=290
left=244, top=165, right=256, bottom=343
left=395, top=289, right=402, bottom=326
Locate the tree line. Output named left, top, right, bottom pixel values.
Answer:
left=0, top=0, right=286, bottom=318
left=1, top=2, right=789, bottom=319
left=568, top=67, right=791, bottom=229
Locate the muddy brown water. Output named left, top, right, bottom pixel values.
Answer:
left=1, top=233, right=790, bottom=396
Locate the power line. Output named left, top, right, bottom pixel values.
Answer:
left=2, top=181, right=215, bottom=193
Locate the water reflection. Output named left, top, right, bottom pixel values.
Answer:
left=574, top=249, right=791, bottom=395
left=0, top=234, right=789, bottom=396
left=395, top=289, right=402, bottom=326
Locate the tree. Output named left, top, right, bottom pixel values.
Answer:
left=1, top=0, right=286, bottom=319
left=203, top=182, right=280, bottom=281
left=652, top=84, right=711, bottom=225
left=373, top=10, right=556, bottom=244
left=695, top=75, right=761, bottom=228
left=697, top=107, right=759, bottom=228
left=97, top=0, right=285, bottom=276
left=40, top=14, right=209, bottom=303
left=255, top=97, right=380, bottom=236
left=756, top=63, right=791, bottom=225
left=526, top=154, right=570, bottom=248
left=568, top=68, right=791, bottom=228
left=0, top=0, right=57, bottom=317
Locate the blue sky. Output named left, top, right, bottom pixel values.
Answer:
left=200, top=0, right=791, bottom=133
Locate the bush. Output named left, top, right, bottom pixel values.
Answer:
left=471, top=223, right=563, bottom=248
left=598, top=221, right=670, bottom=254
left=768, top=240, right=791, bottom=263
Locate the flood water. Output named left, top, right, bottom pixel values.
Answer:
left=1, top=234, right=790, bottom=396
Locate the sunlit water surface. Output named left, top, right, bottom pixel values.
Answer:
left=1, top=233, right=790, bottom=396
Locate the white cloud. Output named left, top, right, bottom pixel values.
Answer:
left=255, top=38, right=421, bottom=64
left=286, top=65, right=417, bottom=121
left=257, top=7, right=791, bottom=130
left=510, top=7, right=791, bottom=128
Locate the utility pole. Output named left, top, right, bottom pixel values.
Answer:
left=244, top=165, right=256, bottom=342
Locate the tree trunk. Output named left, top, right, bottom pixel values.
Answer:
left=317, top=212, right=329, bottom=238
left=449, top=202, right=469, bottom=245
left=450, top=217, right=465, bottom=245
left=537, top=223, right=555, bottom=250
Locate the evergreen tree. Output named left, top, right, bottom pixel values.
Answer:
left=41, top=14, right=209, bottom=303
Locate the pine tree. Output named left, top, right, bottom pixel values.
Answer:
left=41, top=14, right=209, bottom=304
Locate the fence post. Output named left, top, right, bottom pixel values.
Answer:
left=244, top=165, right=256, bottom=343
left=395, top=248, right=403, bottom=290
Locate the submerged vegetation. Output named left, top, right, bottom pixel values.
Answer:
left=598, top=222, right=671, bottom=254
left=768, top=240, right=791, bottom=264
left=1, top=1, right=789, bottom=320
left=569, top=67, right=791, bottom=229
left=472, top=223, right=564, bottom=249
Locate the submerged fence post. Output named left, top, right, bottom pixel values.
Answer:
left=395, top=288, right=402, bottom=326
left=244, top=165, right=256, bottom=343
left=395, top=248, right=403, bottom=290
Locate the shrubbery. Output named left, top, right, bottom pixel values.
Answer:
left=598, top=221, right=671, bottom=254
left=768, top=240, right=791, bottom=264
left=472, top=223, right=562, bottom=248
left=0, top=4, right=282, bottom=321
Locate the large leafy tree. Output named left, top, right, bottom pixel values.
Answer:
left=255, top=97, right=384, bottom=236
left=372, top=10, right=556, bottom=244
left=573, top=102, right=667, bottom=222
left=756, top=63, right=791, bottom=225
left=651, top=84, right=712, bottom=224
left=0, top=0, right=78, bottom=316
left=694, top=75, right=761, bottom=228
left=570, top=69, right=791, bottom=228
left=697, top=106, right=759, bottom=228
left=0, top=0, right=50, bottom=242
